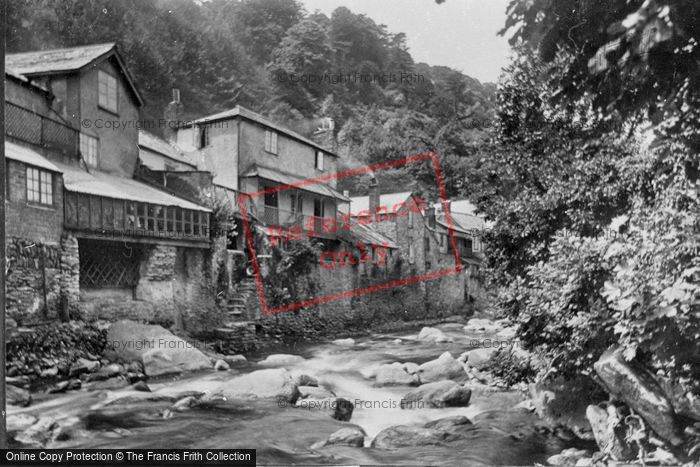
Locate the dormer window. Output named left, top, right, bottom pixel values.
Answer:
left=98, top=70, right=118, bottom=114
left=315, top=150, right=324, bottom=171
left=80, top=133, right=99, bottom=169
left=265, top=130, right=278, bottom=154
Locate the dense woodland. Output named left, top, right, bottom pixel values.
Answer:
left=7, top=0, right=700, bottom=459
left=7, top=0, right=496, bottom=196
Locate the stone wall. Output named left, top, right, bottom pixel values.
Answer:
left=6, top=238, right=63, bottom=325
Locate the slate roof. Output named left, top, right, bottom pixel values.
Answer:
left=5, top=141, right=60, bottom=172
left=187, top=106, right=338, bottom=157
left=138, top=131, right=196, bottom=168
left=338, top=222, right=398, bottom=249
left=6, top=43, right=115, bottom=75
left=56, top=162, right=210, bottom=212
left=6, top=43, right=144, bottom=106
left=242, top=164, right=351, bottom=202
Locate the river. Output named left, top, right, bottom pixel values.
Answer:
left=8, top=322, right=587, bottom=465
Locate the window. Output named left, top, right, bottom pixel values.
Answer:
left=408, top=244, right=415, bottom=264
left=26, top=166, right=53, bottom=206
left=98, top=70, right=118, bottom=113
left=80, top=133, right=99, bottom=168
left=315, top=150, right=324, bottom=171
left=265, top=130, right=278, bottom=154
left=313, top=198, right=324, bottom=218
left=198, top=125, right=209, bottom=148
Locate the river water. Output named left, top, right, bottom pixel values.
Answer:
left=9, top=323, right=583, bottom=465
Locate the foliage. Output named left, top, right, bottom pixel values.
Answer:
left=477, top=1, right=700, bottom=394
left=264, top=238, right=321, bottom=308
left=489, top=347, right=537, bottom=386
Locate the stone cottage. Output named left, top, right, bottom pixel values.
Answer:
left=5, top=43, right=215, bottom=326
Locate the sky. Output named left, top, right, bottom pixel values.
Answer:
left=298, top=0, right=513, bottom=84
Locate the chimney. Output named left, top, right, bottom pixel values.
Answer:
left=369, top=174, right=380, bottom=213
left=163, top=88, right=184, bottom=143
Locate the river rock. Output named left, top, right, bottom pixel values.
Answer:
left=403, top=380, right=471, bottom=408
left=392, top=339, right=403, bottom=345
left=172, top=395, right=200, bottom=411
left=68, top=358, right=100, bottom=377
left=332, top=397, right=354, bottom=421
left=424, top=415, right=472, bottom=431
left=131, top=381, right=151, bottom=392
left=658, top=376, right=700, bottom=422
left=416, top=352, right=465, bottom=383
left=496, top=327, right=517, bottom=340
left=224, top=355, right=247, bottom=366
left=294, top=374, right=318, bottom=387
left=320, top=427, right=366, bottom=448
left=209, top=368, right=299, bottom=403
left=371, top=425, right=454, bottom=449
left=85, top=375, right=129, bottom=391
left=586, top=404, right=636, bottom=461
left=15, top=417, right=58, bottom=447
left=40, top=366, right=59, bottom=378
left=258, top=354, right=305, bottom=367
left=417, top=327, right=453, bottom=343
left=374, top=362, right=421, bottom=386
left=465, top=347, right=499, bottom=370
left=546, top=448, right=591, bottom=466
left=332, top=338, right=355, bottom=346
left=7, top=384, right=31, bottom=406
left=298, top=386, right=335, bottom=399
left=463, top=318, right=501, bottom=333
left=594, top=349, right=684, bottom=446
left=105, top=320, right=212, bottom=377
left=214, top=360, right=230, bottom=371
left=7, top=414, right=38, bottom=433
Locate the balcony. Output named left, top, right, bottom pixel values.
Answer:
left=64, top=191, right=210, bottom=243
left=5, top=102, right=79, bottom=157
left=262, top=206, right=335, bottom=240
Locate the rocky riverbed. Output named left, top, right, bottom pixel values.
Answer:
left=7, top=319, right=595, bottom=465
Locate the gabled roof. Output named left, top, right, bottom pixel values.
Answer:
left=349, top=191, right=414, bottom=215
left=186, top=105, right=338, bottom=157
left=138, top=131, right=197, bottom=168
left=6, top=43, right=144, bottom=106
left=243, top=164, right=350, bottom=202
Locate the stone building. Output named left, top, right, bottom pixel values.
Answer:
left=5, top=43, right=215, bottom=326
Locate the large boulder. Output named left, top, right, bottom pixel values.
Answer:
left=416, top=352, right=465, bottom=383
left=105, top=321, right=212, bottom=377
left=374, top=362, right=421, bottom=386
left=594, top=349, right=684, bottom=446
left=403, top=380, right=471, bottom=408
left=208, top=368, right=299, bottom=403
left=585, top=404, right=636, bottom=461
left=417, top=327, right=453, bottom=343
left=371, top=425, right=454, bottom=449
left=258, top=354, right=305, bottom=367
left=464, top=347, right=499, bottom=370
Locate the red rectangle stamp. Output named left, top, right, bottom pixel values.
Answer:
left=238, top=152, right=463, bottom=316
